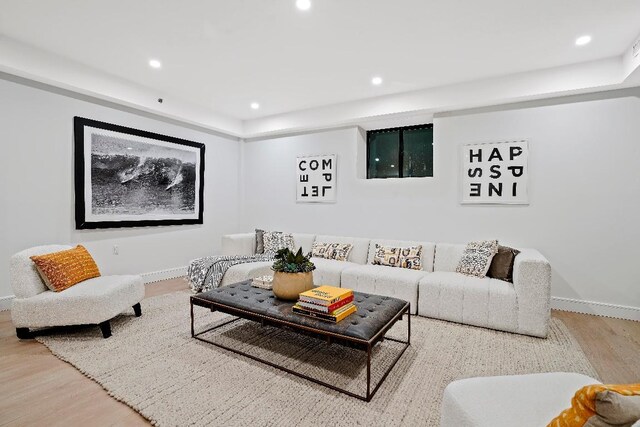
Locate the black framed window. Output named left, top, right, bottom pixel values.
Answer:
left=366, top=124, right=433, bottom=179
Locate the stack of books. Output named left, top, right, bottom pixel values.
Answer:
left=293, top=285, right=357, bottom=323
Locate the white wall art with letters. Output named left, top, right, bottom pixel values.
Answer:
left=296, top=154, right=337, bottom=203
left=461, top=140, right=529, bottom=204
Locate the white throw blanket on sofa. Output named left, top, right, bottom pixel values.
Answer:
left=187, top=254, right=274, bottom=293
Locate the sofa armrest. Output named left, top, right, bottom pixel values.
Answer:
left=512, top=249, right=551, bottom=337
left=221, top=233, right=256, bottom=256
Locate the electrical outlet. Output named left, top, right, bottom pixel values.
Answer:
left=113, top=245, right=119, bottom=255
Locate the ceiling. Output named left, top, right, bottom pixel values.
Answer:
left=1, top=0, right=639, bottom=135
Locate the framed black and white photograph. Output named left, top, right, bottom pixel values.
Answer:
left=460, top=139, right=529, bottom=205
left=74, top=117, right=205, bottom=229
left=296, top=154, right=336, bottom=203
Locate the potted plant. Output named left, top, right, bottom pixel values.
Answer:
left=271, top=247, right=316, bottom=300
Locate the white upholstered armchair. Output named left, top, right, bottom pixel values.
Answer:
left=10, top=245, right=145, bottom=339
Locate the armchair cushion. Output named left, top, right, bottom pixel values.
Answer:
left=10, top=245, right=73, bottom=298
left=11, top=275, right=144, bottom=328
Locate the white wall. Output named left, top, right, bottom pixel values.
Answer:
left=241, top=94, right=640, bottom=311
left=0, top=78, right=241, bottom=299
left=2, top=75, right=638, bottom=315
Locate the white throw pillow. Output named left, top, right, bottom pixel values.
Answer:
left=262, top=231, right=295, bottom=255
left=456, top=240, right=499, bottom=277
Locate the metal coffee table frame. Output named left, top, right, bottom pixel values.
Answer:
left=190, top=295, right=410, bottom=402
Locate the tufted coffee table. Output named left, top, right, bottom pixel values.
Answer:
left=190, top=280, right=410, bottom=401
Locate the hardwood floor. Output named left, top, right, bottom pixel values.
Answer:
left=0, top=278, right=186, bottom=427
left=553, top=310, right=640, bottom=383
left=0, top=278, right=638, bottom=426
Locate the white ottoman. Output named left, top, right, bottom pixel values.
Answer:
left=441, top=372, right=601, bottom=427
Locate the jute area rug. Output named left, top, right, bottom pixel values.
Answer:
left=36, top=291, right=597, bottom=426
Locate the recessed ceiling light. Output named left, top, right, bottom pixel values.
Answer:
left=296, top=0, right=311, bottom=11
left=126, top=147, right=133, bottom=150
left=375, top=158, right=380, bottom=162
left=575, top=35, right=591, bottom=46
left=371, top=76, right=383, bottom=86
left=390, top=164, right=395, bottom=168
left=149, top=59, right=162, bottom=69
left=250, top=102, right=260, bottom=110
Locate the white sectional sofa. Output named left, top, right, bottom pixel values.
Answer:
left=419, top=243, right=551, bottom=336
left=218, top=232, right=551, bottom=337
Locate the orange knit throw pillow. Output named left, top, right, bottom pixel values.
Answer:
left=30, top=245, right=101, bottom=292
left=548, top=383, right=640, bottom=427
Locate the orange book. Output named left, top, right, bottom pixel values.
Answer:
left=298, top=285, right=353, bottom=306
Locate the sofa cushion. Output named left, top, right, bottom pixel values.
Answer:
left=292, top=233, right=316, bottom=254
left=441, top=373, right=601, bottom=427
left=434, top=243, right=466, bottom=272
left=220, top=261, right=273, bottom=287
left=366, top=239, right=435, bottom=272
left=314, top=235, right=370, bottom=264
left=11, top=275, right=144, bottom=328
left=341, top=264, right=427, bottom=314
left=310, top=257, right=358, bottom=287
left=418, top=271, right=518, bottom=332
left=221, top=233, right=256, bottom=256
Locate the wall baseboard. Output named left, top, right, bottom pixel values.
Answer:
left=0, top=295, right=14, bottom=311
left=140, top=266, right=187, bottom=284
left=552, top=297, right=640, bottom=321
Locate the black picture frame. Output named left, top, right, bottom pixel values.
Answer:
left=74, top=117, right=205, bottom=229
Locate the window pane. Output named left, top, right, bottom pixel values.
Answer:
left=368, top=131, right=400, bottom=178
left=402, top=127, right=433, bottom=177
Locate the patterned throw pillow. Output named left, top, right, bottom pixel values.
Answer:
left=30, top=245, right=101, bottom=292
left=456, top=240, right=499, bottom=277
left=311, top=242, right=353, bottom=261
left=547, top=383, right=640, bottom=427
left=372, top=244, right=423, bottom=270
left=262, top=231, right=295, bottom=255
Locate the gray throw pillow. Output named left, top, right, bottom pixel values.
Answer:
left=487, top=245, right=520, bottom=283
left=255, top=229, right=265, bottom=254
